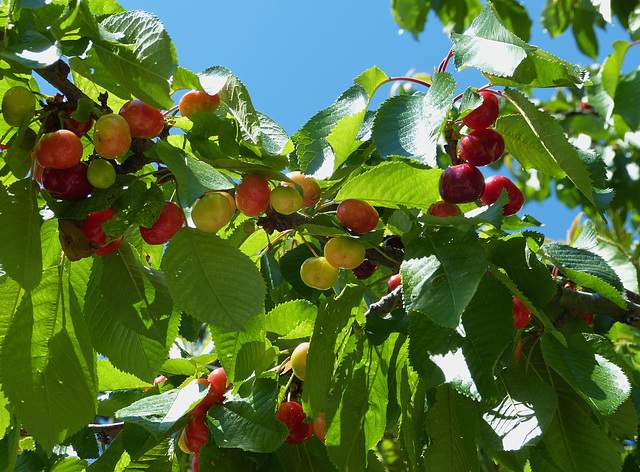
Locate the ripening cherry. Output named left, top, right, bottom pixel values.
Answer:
left=313, top=412, right=326, bottom=443
left=581, top=313, right=594, bottom=325
left=439, top=164, right=485, bottom=204
left=459, top=129, right=505, bottom=167
left=480, top=175, right=525, bottom=216
left=184, top=415, right=209, bottom=453
left=352, top=261, right=378, bottom=279
left=35, top=129, right=84, bottom=169
left=235, top=175, right=271, bottom=217
left=154, top=375, right=167, bottom=386
left=191, top=191, right=236, bottom=233
left=192, top=454, right=199, bottom=472
left=323, top=236, right=366, bottom=269
left=283, top=171, right=322, bottom=208
left=300, top=256, right=339, bottom=290
left=139, top=201, right=184, bottom=245
left=269, top=186, right=303, bottom=214
left=207, top=367, right=230, bottom=404
left=388, top=274, right=402, bottom=294
left=513, top=296, right=532, bottom=329
left=119, top=100, right=165, bottom=139
left=64, top=110, right=93, bottom=137
left=188, top=377, right=217, bottom=417
left=42, top=162, right=93, bottom=201
left=82, top=208, right=124, bottom=256
left=87, top=159, right=117, bottom=189
left=2, top=85, right=36, bottom=126
left=276, top=401, right=314, bottom=444
left=93, top=114, right=132, bottom=159
left=179, top=90, right=221, bottom=117
left=177, top=428, right=191, bottom=454
left=291, top=342, right=309, bottom=381
left=427, top=200, right=462, bottom=217
left=462, top=91, right=500, bottom=130
left=336, top=199, right=379, bottom=234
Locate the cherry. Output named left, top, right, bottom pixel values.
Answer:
left=291, top=342, right=309, bottom=380
left=87, top=159, right=116, bottom=189
left=191, top=191, right=236, bottom=233
left=439, top=164, right=485, bottom=204
left=235, top=175, right=271, bottom=217
left=581, top=314, right=594, bottom=325
left=153, top=375, right=167, bottom=386
left=462, top=91, right=499, bottom=130
left=513, top=296, right=532, bottom=329
left=139, top=201, right=184, bottom=245
left=42, top=162, right=93, bottom=201
left=388, top=274, right=402, bottom=294
left=383, top=235, right=404, bottom=251
left=427, top=200, right=462, bottom=217
left=192, top=454, right=199, bottom=472
left=313, top=412, right=326, bottom=443
left=459, top=129, right=505, bottom=167
left=93, top=114, right=132, bottom=159
left=35, top=129, right=84, bottom=170
left=324, top=236, right=366, bottom=269
left=188, top=378, right=217, bottom=417
left=270, top=186, right=303, bottom=214
left=184, top=415, right=209, bottom=453
left=351, top=261, right=378, bottom=279
left=336, top=199, right=379, bottom=234
left=119, top=100, right=165, bottom=139
left=179, top=90, right=221, bottom=117
left=514, top=338, right=523, bottom=363
left=207, top=367, right=230, bottom=404
left=82, top=208, right=124, bottom=256
left=2, top=85, right=36, bottom=126
left=480, top=175, right=525, bottom=216
left=283, top=171, right=322, bottom=208
left=300, top=256, right=339, bottom=290
left=276, top=401, right=314, bottom=444
left=177, top=428, right=191, bottom=454
left=64, top=110, right=93, bottom=137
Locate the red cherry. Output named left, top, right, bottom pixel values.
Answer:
left=139, top=202, right=184, bottom=245
left=82, top=208, right=124, bottom=256
left=188, top=378, right=216, bottom=417
left=336, top=199, right=379, bottom=234
left=438, top=164, right=485, bottom=204
left=480, top=175, right=525, bottom=216
left=462, top=91, right=500, bottom=130
left=184, top=415, right=209, bottom=453
left=65, top=110, right=93, bottom=137
left=179, top=90, right=221, bottom=116
left=313, top=413, right=326, bottom=443
left=276, top=401, right=314, bottom=444
left=119, top=100, right=165, bottom=139
left=153, top=375, right=166, bottom=386
left=388, top=274, right=402, bottom=294
left=207, top=367, right=230, bottom=403
left=235, top=175, right=271, bottom=217
left=42, top=162, right=93, bottom=201
left=459, top=129, right=505, bottom=167
left=35, top=129, right=84, bottom=169
left=581, top=313, right=594, bottom=325
left=192, top=454, right=199, bottom=472
left=351, top=261, right=378, bottom=279
left=513, top=297, right=532, bottom=329
left=427, top=200, right=462, bottom=217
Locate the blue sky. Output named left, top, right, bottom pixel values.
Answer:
left=117, top=0, right=639, bottom=241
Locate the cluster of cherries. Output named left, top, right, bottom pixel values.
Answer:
left=428, top=90, right=525, bottom=218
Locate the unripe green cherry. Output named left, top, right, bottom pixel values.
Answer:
left=192, top=191, right=236, bottom=233
left=2, top=86, right=36, bottom=126
left=300, top=256, right=339, bottom=291
left=291, top=342, right=309, bottom=380
left=269, top=185, right=303, bottom=214
left=324, top=236, right=366, bottom=269
left=87, top=159, right=116, bottom=189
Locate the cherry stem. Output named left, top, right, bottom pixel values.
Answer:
left=163, top=105, right=180, bottom=117
left=438, top=48, right=454, bottom=73
left=452, top=83, right=502, bottom=103
left=381, top=76, right=432, bottom=90
left=315, top=199, right=336, bottom=211
left=299, top=234, right=319, bottom=258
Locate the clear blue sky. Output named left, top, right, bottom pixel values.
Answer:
left=117, top=0, right=639, bottom=241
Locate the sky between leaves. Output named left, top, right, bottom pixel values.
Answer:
left=115, top=0, right=640, bottom=241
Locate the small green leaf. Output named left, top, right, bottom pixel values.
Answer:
left=97, top=359, right=150, bottom=391
left=491, top=0, right=532, bottom=41
left=391, top=0, right=431, bottom=39
left=265, top=300, right=317, bottom=339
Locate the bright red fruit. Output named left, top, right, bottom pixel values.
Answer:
left=276, top=401, right=314, bottom=444
left=439, top=164, right=485, bottom=204
left=581, top=313, right=594, bottom=325
left=179, top=90, right=221, bottom=116
left=82, top=208, right=124, bottom=256
left=336, top=199, right=379, bottom=234
left=207, top=367, right=230, bottom=403
left=65, top=110, right=93, bottom=137
left=192, top=454, right=199, bottom=472
left=283, top=171, right=322, bottom=208
left=139, top=202, right=184, bottom=245
left=35, top=129, right=84, bottom=169
left=427, top=200, right=462, bottom=217
left=462, top=91, right=499, bottom=130
left=235, top=175, right=271, bottom=217
left=119, top=100, right=165, bottom=139
left=188, top=378, right=217, bottom=417
left=459, top=129, right=505, bottom=167
left=184, top=415, right=209, bottom=453
left=93, top=114, right=132, bottom=159
left=153, top=375, right=167, bottom=386
left=480, top=175, right=525, bottom=216
left=42, top=162, right=93, bottom=200
left=513, top=297, right=532, bottom=329
left=313, top=413, right=326, bottom=443
left=388, top=274, right=402, bottom=294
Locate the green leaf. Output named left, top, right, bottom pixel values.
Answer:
left=276, top=437, right=339, bottom=472
left=529, top=395, right=622, bottom=472
left=50, top=457, right=88, bottom=472
left=572, top=6, right=599, bottom=60
left=324, top=338, right=388, bottom=471
left=97, top=358, right=150, bottom=391
left=398, top=362, right=426, bottom=470
left=401, top=228, right=487, bottom=328
left=0, top=180, right=42, bottom=291
left=40, top=219, right=62, bottom=269
left=303, top=285, right=365, bottom=418
left=541, top=0, right=575, bottom=37
left=434, top=0, right=484, bottom=34
left=256, top=111, right=293, bottom=157
left=0, top=30, right=61, bottom=68
left=391, top=0, right=430, bottom=39
left=372, top=72, right=455, bottom=166
left=491, top=0, right=532, bottom=41
left=541, top=333, right=631, bottom=417
left=208, top=378, right=289, bottom=453
left=353, top=66, right=389, bottom=98
left=336, top=161, right=442, bottom=212
left=161, top=228, right=266, bottom=331
left=0, top=267, right=97, bottom=451
left=149, top=139, right=234, bottom=206
left=85, top=423, right=158, bottom=472
left=501, top=89, right=596, bottom=206
left=293, top=85, right=369, bottom=179
left=265, top=300, right=317, bottom=339
left=91, top=10, right=177, bottom=109
left=614, top=68, right=640, bottom=130
left=424, top=385, right=480, bottom=472
left=0, top=414, right=19, bottom=472
left=481, top=370, right=558, bottom=451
